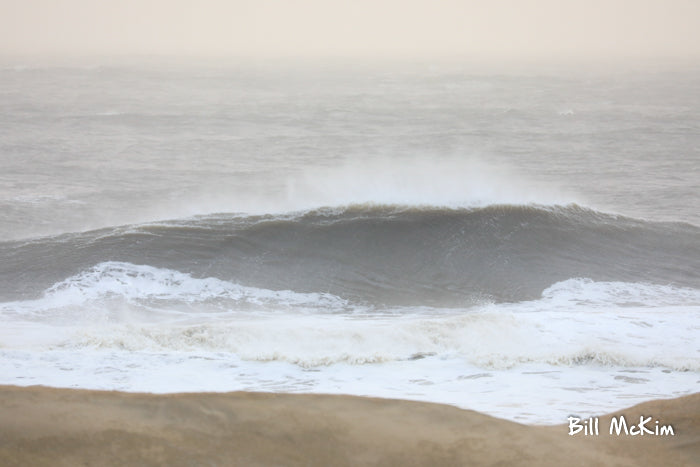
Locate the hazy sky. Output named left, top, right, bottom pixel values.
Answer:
left=2, top=0, right=699, bottom=60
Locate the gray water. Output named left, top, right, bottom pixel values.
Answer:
left=1, top=59, right=698, bottom=424
left=2, top=60, right=699, bottom=243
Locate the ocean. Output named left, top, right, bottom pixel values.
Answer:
left=1, top=59, right=698, bottom=424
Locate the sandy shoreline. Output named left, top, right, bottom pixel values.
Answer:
left=0, top=386, right=697, bottom=466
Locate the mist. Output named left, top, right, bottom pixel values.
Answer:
left=2, top=0, right=700, bottom=62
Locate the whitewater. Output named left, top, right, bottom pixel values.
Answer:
left=1, top=60, right=698, bottom=423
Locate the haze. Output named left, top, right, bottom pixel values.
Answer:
left=2, top=0, right=700, bottom=61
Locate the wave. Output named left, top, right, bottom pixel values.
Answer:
left=2, top=275, right=698, bottom=371
left=56, top=317, right=699, bottom=370
left=1, top=203, right=698, bottom=305
left=0, top=262, right=349, bottom=319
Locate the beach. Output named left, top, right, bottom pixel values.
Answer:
left=0, top=386, right=697, bottom=466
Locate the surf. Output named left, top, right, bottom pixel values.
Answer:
left=1, top=203, right=698, bottom=306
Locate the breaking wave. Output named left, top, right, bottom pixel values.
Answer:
left=0, top=203, right=698, bottom=305
left=2, top=272, right=697, bottom=371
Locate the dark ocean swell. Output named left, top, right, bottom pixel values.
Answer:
left=1, top=204, right=698, bottom=305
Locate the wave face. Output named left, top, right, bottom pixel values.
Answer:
left=1, top=204, right=698, bottom=306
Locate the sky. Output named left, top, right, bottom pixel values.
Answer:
left=1, top=0, right=700, bottom=61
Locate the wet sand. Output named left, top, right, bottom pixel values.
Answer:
left=0, top=386, right=697, bottom=466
